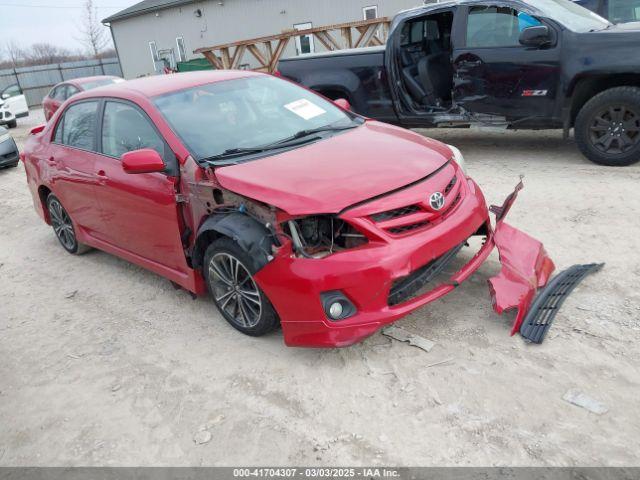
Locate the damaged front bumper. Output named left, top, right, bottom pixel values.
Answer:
left=255, top=178, right=583, bottom=348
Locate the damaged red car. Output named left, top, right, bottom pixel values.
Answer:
left=22, top=71, right=591, bottom=347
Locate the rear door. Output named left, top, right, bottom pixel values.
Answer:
left=92, top=99, right=187, bottom=272
left=48, top=100, right=104, bottom=234
left=452, top=4, right=561, bottom=121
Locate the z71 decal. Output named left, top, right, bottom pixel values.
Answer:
left=522, top=90, right=548, bottom=97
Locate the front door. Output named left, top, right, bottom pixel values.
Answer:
left=93, top=99, right=187, bottom=273
left=452, top=5, right=561, bottom=121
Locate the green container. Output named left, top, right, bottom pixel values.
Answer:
left=176, top=58, right=214, bottom=72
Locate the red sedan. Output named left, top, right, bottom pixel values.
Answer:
left=42, top=75, right=123, bottom=121
left=23, top=71, right=556, bottom=347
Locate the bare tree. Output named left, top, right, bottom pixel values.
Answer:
left=77, top=0, right=111, bottom=57
left=4, top=41, right=24, bottom=68
left=27, top=43, right=71, bottom=64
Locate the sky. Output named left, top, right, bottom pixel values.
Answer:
left=0, top=0, right=132, bottom=53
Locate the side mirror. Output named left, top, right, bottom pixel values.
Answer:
left=333, top=98, right=352, bottom=111
left=519, top=26, right=551, bottom=47
left=121, top=148, right=165, bottom=174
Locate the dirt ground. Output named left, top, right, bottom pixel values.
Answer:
left=1, top=109, right=639, bottom=467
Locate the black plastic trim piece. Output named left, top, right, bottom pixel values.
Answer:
left=520, top=263, right=604, bottom=344
left=388, top=242, right=464, bottom=306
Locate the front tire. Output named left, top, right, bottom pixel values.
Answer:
left=7, top=120, right=17, bottom=129
left=575, top=86, right=640, bottom=166
left=46, top=194, right=91, bottom=255
left=203, top=237, right=279, bottom=337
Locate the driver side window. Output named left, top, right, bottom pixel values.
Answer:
left=101, top=101, right=165, bottom=159
left=466, top=6, right=541, bottom=48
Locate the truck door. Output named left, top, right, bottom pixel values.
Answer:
left=452, top=4, right=561, bottom=121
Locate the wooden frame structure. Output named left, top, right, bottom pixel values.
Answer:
left=194, top=17, right=390, bottom=73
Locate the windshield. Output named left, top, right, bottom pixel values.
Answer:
left=154, top=75, right=358, bottom=161
left=531, top=0, right=611, bottom=31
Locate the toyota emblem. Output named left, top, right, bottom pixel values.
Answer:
left=429, top=192, right=445, bottom=210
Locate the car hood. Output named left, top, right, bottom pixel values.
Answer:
left=214, top=121, right=452, bottom=215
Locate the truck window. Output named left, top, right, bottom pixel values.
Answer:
left=466, top=6, right=540, bottom=47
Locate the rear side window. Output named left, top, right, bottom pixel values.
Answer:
left=55, top=101, right=99, bottom=151
left=65, top=85, right=80, bottom=100
left=101, top=101, right=165, bottom=158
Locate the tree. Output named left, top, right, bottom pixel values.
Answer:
left=28, top=43, right=71, bottom=64
left=77, top=0, right=111, bottom=57
left=4, top=41, right=24, bottom=68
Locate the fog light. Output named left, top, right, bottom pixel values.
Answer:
left=328, top=302, right=343, bottom=319
left=320, top=290, right=357, bottom=321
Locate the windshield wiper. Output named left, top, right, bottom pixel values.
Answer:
left=201, top=123, right=360, bottom=165
left=270, top=124, right=359, bottom=145
left=201, top=136, right=321, bottom=164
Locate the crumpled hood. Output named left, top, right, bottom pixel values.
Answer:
left=214, top=121, right=452, bottom=215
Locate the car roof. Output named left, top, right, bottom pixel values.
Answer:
left=73, top=70, right=263, bottom=100
left=70, top=75, right=121, bottom=86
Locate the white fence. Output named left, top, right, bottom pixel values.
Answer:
left=0, top=58, right=122, bottom=107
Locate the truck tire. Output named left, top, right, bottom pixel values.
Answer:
left=203, top=237, right=280, bottom=337
left=7, top=120, right=17, bottom=129
left=575, top=86, right=640, bottom=166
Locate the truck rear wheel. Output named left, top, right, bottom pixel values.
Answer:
left=575, top=86, right=640, bottom=166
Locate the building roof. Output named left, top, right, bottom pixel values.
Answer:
left=102, top=0, right=197, bottom=24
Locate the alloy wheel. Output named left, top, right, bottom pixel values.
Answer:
left=48, top=198, right=76, bottom=250
left=589, top=105, right=640, bottom=155
left=209, top=252, right=262, bottom=328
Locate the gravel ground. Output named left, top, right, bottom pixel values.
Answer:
left=1, top=109, right=639, bottom=466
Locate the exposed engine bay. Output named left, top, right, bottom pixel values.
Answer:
left=283, top=215, right=367, bottom=258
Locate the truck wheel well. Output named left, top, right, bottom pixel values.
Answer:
left=570, top=74, right=640, bottom=126
left=315, top=88, right=352, bottom=103
left=38, top=185, right=52, bottom=223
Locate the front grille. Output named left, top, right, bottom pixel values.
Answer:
left=370, top=205, right=421, bottom=222
left=367, top=171, right=461, bottom=237
left=387, top=221, right=429, bottom=235
left=444, top=175, right=457, bottom=195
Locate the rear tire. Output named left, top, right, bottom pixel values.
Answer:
left=46, top=193, right=91, bottom=255
left=7, top=120, right=17, bottom=129
left=575, top=86, right=640, bottom=166
left=203, top=237, right=280, bottom=337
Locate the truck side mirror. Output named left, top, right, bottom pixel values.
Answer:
left=519, top=26, right=551, bottom=47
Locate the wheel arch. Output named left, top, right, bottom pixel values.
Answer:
left=569, top=74, right=640, bottom=127
left=192, top=212, right=275, bottom=273
left=38, top=185, right=53, bottom=224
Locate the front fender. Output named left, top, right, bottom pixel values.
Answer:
left=193, top=212, right=275, bottom=273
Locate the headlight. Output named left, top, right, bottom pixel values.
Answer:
left=447, top=144, right=467, bottom=175
left=0, top=132, right=10, bottom=144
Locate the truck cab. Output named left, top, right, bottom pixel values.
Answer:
left=279, top=0, right=640, bottom=166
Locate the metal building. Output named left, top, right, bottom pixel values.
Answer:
left=103, top=0, right=424, bottom=79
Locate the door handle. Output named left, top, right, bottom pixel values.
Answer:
left=96, top=169, right=108, bottom=185
left=46, top=156, right=57, bottom=166
left=97, top=170, right=106, bottom=176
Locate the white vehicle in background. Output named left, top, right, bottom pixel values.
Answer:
left=0, top=84, right=29, bottom=129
